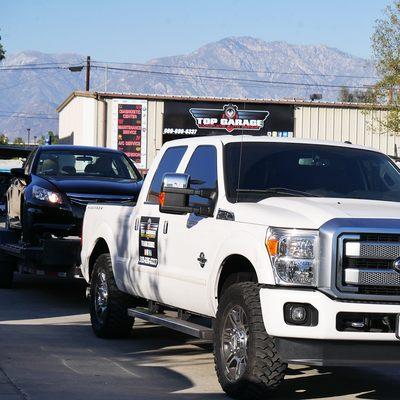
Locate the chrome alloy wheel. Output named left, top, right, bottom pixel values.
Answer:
left=95, top=271, right=108, bottom=321
left=221, top=305, right=249, bottom=382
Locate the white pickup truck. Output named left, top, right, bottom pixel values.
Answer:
left=81, top=135, right=400, bottom=399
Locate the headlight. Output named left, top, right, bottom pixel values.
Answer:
left=32, top=185, right=63, bottom=205
left=266, top=227, right=319, bottom=286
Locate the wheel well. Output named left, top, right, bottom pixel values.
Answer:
left=217, top=255, right=257, bottom=299
left=89, top=239, right=109, bottom=280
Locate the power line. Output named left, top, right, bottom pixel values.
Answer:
left=93, top=65, right=375, bottom=91
left=0, top=109, right=57, bottom=116
left=0, top=115, right=58, bottom=120
left=0, top=110, right=58, bottom=120
left=0, top=66, right=70, bottom=71
left=92, top=60, right=378, bottom=80
left=0, top=60, right=84, bottom=68
left=0, top=60, right=378, bottom=80
left=0, top=60, right=377, bottom=92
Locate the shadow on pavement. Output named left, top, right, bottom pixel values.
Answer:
left=0, top=275, right=399, bottom=399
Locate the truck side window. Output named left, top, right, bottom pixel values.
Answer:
left=146, top=146, right=187, bottom=204
left=185, top=145, right=217, bottom=206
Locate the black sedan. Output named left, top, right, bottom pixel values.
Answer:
left=6, top=145, right=142, bottom=243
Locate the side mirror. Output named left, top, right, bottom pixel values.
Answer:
left=10, top=168, right=26, bottom=180
left=159, top=173, right=215, bottom=216
left=159, top=173, right=190, bottom=215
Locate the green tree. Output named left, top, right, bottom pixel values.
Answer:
left=338, top=86, right=375, bottom=103
left=13, top=137, right=25, bottom=145
left=0, top=134, right=9, bottom=145
left=37, top=132, right=59, bottom=145
left=371, top=1, right=400, bottom=132
left=48, top=131, right=59, bottom=144
left=37, top=135, right=46, bottom=145
left=0, top=33, right=5, bottom=61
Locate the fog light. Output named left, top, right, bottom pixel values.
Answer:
left=284, top=303, right=319, bottom=326
left=290, top=306, right=307, bottom=323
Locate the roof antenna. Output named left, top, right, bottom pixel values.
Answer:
left=235, top=103, right=245, bottom=203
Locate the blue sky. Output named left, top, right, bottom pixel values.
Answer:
left=1, top=0, right=392, bottom=62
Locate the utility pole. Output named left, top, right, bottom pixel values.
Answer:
left=104, top=64, right=108, bottom=92
left=26, top=128, right=31, bottom=145
left=86, top=56, right=91, bottom=91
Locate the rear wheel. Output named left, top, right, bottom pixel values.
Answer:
left=214, top=282, right=286, bottom=400
left=90, top=253, right=135, bottom=338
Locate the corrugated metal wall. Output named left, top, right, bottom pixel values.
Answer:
left=295, top=106, right=400, bottom=156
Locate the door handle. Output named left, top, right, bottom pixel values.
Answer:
left=134, top=218, right=139, bottom=231
left=163, top=221, right=168, bottom=234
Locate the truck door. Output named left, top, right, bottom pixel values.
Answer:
left=129, top=145, right=188, bottom=301
left=157, top=145, right=219, bottom=315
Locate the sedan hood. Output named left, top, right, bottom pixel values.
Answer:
left=234, top=197, right=400, bottom=229
left=42, top=176, right=142, bottom=196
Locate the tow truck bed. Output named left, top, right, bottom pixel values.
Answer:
left=0, top=226, right=82, bottom=287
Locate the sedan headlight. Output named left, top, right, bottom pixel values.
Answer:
left=32, top=185, right=63, bottom=205
left=266, top=227, right=319, bottom=286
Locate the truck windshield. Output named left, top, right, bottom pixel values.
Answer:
left=35, top=150, right=140, bottom=180
left=225, top=142, right=400, bottom=203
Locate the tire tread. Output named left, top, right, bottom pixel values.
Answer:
left=214, top=282, right=286, bottom=400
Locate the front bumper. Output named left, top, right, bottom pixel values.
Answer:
left=260, top=287, right=400, bottom=341
left=276, top=338, right=400, bottom=366
left=26, top=201, right=85, bottom=237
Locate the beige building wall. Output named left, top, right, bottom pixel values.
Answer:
left=58, top=94, right=400, bottom=169
left=295, top=106, right=400, bottom=156
left=59, top=96, right=99, bottom=146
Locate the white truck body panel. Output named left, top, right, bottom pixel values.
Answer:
left=81, top=135, right=400, bottom=343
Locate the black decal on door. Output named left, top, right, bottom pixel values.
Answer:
left=138, top=216, right=160, bottom=267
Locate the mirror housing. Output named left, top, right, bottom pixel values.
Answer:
left=159, top=173, right=215, bottom=217
left=10, top=168, right=26, bottom=180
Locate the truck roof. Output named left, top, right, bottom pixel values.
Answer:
left=164, top=135, right=384, bottom=154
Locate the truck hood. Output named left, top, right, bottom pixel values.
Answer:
left=234, top=197, right=400, bottom=229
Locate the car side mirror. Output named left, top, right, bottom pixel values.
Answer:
left=159, top=173, right=215, bottom=217
left=10, top=168, right=26, bottom=180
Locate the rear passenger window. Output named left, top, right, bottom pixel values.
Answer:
left=146, top=146, right=187, bottom=204
left=185, top=145, right=217, bottom=205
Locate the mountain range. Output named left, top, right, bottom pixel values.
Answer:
left=0, top=36, right=377, bottom=140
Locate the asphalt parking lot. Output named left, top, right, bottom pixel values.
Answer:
left=0, top=275, right=399, bottom=400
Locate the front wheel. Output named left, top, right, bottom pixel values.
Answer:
left=89, top=253, right=135, bottom=338
left=213, top=282, right=286, bottom=400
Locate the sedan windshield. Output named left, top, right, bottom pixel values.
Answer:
left=35, top=150, right=140, bottom=180
left=225, top=142, right=400, bottom=203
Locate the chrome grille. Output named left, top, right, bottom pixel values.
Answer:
left=338, top=233, right=400, bottom=297
left=359, top=243, right=400, bottom=259
left=67, top=193, right=135, bottom=207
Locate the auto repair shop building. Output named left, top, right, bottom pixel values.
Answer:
left=56, top=91, right=397, bottom=170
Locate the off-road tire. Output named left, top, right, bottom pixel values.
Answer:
left=90, top=253, right=135, bottom=338
left=214, top=282, right=286, bottom=400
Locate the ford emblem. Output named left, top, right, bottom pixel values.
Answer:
left=393, top=258, right=400, bottom=273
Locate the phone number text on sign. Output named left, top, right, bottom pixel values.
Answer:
left=163, top=128, right=198, bottom=135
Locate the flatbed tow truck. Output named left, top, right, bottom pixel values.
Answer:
left=0, top=145, right=82, bottom=288
left=0, top=225, right=82, bottom=288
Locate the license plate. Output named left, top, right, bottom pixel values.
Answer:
left=397, top=315, right=400, bottom=340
